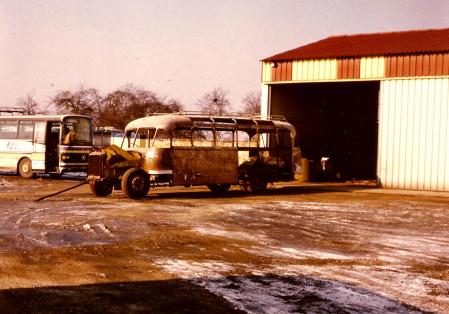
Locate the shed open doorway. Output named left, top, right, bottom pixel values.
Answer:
left=270, top=81, right=380, bottom=181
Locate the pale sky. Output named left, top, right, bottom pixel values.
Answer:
left=1, top=0, right=449, bottom=111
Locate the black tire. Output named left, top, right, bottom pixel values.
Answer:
left=18, top=158, right=35, bottom=179
left=239, top=168, right=251, bottom=192
left=121, top=168, right=150, bottom=199
left=49, top=173, right=61, bottom=179
left=248, top=173, right=267, bottom=194
left=239, top=166, right=267, bottom=194
left=207, top=184, right=231, bottom=193
left=89, top=180, right=113, bottom=197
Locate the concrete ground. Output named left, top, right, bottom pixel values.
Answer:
left=0, top=173, right=448, bottom=313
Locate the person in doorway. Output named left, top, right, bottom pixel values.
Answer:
left=63, top=125, right=78, bottom=145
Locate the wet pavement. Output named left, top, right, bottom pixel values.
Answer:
left=0, top=173, right=448, bottom=313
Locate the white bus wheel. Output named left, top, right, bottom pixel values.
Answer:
left=18, top=158, right=35, bottom=179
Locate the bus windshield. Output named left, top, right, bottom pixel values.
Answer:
left=62, top=117, right=93, bottom=145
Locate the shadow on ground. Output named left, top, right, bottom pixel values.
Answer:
left=0, top=279, right=241, bottom=314
left=0, top=274, right=422, bottom=314
left=147, top=184, right=377, bottom=200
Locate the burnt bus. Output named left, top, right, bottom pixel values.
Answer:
left=87, top=113, right=296, bottom=199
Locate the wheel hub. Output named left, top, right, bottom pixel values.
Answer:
left=131, top=177, right=145, bottom=191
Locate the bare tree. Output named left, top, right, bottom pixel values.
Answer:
left=17, top=92, right=40, bottom=115
left=241, top=91, right=261, bottom=115
left=51, top=86, right=102, bottom=124
left=48, top=84, right=183, bottom=128
left=100, top=84, right=183, bottom=129
left=164, top=98, right=184, bottom=113
left=196, top=87, right=231, bottom=115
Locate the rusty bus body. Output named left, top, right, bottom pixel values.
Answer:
left=87, top=113, right=296, bottom=199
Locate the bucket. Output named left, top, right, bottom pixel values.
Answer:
left=300, top=158, right=309, bottom=182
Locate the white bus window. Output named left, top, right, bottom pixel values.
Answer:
left=18, top=121, right=34, bottom=140
left=259, top=131, right=276, bottom=148
left=34, top=122, right=46, bottom=144
left=0, top=122, right=18, bottom=139
left=193, top=129, right=214, bottom=147
left=136, top=129, right=154, bottom=148
left=125, top=130, right=137, bottom=148
left=216, top=130, right=234, bottom=147
left=93, top=132, right=107, bottom=146
left=172, top=129, right=192, bottom=147
left=62, top=117, right=92, bottom=145
left=153, top=129, right=170, bottom=148
left=237, top=131, right=250, bottom=148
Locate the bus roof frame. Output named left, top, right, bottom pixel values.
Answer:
left=125, top=113, right=296, bottom=138
left=0, top=114, right=92, bottom=122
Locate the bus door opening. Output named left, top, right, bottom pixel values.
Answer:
left=45, top=122, right=60, bottom=172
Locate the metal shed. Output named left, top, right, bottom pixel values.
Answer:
left=261, top=28, right=449, bottom=191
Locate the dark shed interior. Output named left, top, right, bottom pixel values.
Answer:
left=270, top=81, right=379, bottom=181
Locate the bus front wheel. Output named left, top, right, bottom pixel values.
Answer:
left=18, top=158, right=35, bottom=179
left=121, top=168, right=150, bottom=199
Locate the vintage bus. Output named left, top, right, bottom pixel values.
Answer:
left=0, top=114, right=93, bottom=178
left=87, top=113, right=296, bottom=198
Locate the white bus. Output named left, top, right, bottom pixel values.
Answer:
left=93, top=127, right=124, bottom=148
left=0, top=114, right=93, bottom=178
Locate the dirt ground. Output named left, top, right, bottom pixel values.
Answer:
left=0, top=173, right=448, bottom=313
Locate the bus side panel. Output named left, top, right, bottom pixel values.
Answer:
left=0, top=139, right=19, bottom=169
left=32, top=143, right=46, bottom=171
left=171, top=147, right=238, bottom=186
left=0, top=153, right=19, bottom=169
left=0, top=139, right=45, bottom=171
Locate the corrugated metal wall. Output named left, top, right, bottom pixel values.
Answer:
left=292, top=59, right=337, bottom=81
left=262, top=53, right=449, bottom=83
left=385, top=53, right=449, bottom=77
left=262, top=53, right=449, bottom=191
left=360, top=57, right=385, bottom=79
left=378, top=78, right=449, bottom=190
left=266, top=61, right=293, bottom=82
left=337, top=58, right=360, bottom=79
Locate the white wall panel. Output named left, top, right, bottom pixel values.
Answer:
left=360, top=57, right=385, bottom=79
left=292, top=59, right=337, bottom=81
left=261, top=84, right=270, bottom=116
left=261, top=62, right=272, bottom=82
left=378, top=78, right=449, bottom=191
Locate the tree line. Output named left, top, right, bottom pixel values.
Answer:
left=16, top=85, right=261, bottom=129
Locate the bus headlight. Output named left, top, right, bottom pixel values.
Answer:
left=61, top=154, right=71, bottom=161
left=146, top=150, right=157, bottom=159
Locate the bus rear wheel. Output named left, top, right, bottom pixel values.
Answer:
left=121, top=168, right=150, bottom=199
left=207, top=184, right=231, bottom=193
left=248, top=174, right=267, bottom=194
left=239, top=166, right=267, bottom=194
left=18, top=158, right=35, bottom=179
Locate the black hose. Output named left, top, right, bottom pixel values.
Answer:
left=34, top=181, right=88, bottom=202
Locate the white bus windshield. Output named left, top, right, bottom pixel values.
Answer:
left=62, top=117, right=92, bottom=145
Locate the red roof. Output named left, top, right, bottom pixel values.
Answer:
left=263, top=28, right=449, bottom=61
